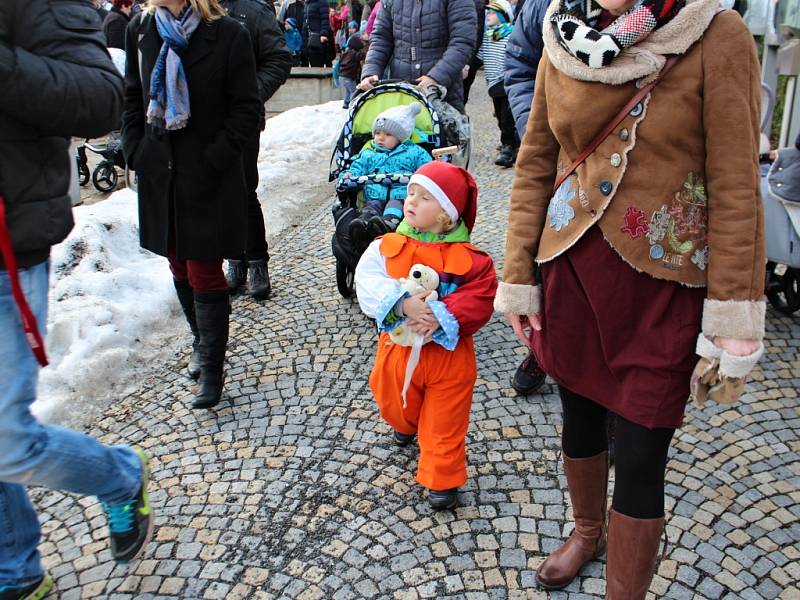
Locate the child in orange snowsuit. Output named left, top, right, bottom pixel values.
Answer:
left=354, top=161, right=497, bottom=509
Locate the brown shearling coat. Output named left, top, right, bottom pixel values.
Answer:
left=495, top=2, right=766, bottom=341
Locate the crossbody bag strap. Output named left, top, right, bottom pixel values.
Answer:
left=0, top=196, right=49, bottom=367
left=551, top=55, right=679, bottom=193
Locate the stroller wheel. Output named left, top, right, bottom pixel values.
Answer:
left=767, top=265, right=800, bottom=315
left=92, top=161, right=118, bottom=193
left=336, top=259, right=355, bottom=299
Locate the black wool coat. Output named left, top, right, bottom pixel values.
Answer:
left=121, top=12, right=260, bottom=261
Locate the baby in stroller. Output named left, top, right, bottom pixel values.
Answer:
left=338, top=102, right=431, bottom=244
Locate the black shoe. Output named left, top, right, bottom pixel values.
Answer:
left=494, top=145, right=517, bottom=168
left=0, top=574, right=53, bottom=600
left=512, top=351, right=546, bottom=396
left=349, top=206, right=381, bottom=245
left=393, top=430, right=415, bottom=447
left=367, top=214, right=401, bottom=238
left=225, top=259, right=247, bottom=294
left=247, top=258, right=272, bottom=300
left=192, top=291, right=230, bottom=409
left=428, top=488, right=458, bottom=510
left=102, top=449, right=154, bottom=563
left=173, top=279, right=201, bottom=380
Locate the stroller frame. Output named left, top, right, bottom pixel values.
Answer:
left=329, top=81, right=469, bottom=299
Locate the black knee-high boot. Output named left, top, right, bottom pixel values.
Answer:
left=173, top=279, right=201, bottom=380
left=192, top=290, right=230, bottom=409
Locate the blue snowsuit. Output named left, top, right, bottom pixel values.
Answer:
left=340, top=140, right=432, bottom=218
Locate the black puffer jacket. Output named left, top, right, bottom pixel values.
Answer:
left=0, top=0, right=123, bottom=269
left=361, top=0, right=477, bottom=112
left=222, top=0, right=292, bottom=127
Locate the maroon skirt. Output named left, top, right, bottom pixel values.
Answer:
left=531, top=226, right=706, bottom=429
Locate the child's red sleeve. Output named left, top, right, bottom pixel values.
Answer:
left=442, top=251, right=498, bottom=338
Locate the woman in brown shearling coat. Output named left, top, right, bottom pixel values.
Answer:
left=495, top=0, right=766, bottom=596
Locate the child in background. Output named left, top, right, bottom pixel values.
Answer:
left=340, top=102, right=431, bottom=242
left=354, top=161, right=497, bottom=509
left=339, top=23, right=367, bottom=109
left=475, top=0, right=517, bottom=167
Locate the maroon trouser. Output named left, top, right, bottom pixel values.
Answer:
left=167, top=243, right=227, bottom=292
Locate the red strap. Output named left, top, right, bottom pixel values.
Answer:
left=0, top=196, right=49, bottom=367
left=552, top=56, right=679, bottom=193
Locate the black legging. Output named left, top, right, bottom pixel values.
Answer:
left=559, top=386, right=674, bottom=520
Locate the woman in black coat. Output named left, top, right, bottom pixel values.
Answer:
left=121, top=0, right=260, bottom=409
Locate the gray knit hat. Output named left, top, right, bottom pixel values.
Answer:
left=373, top=102, right=422, bottom=142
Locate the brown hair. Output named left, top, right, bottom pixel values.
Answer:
left=112, top=0, right=134, bottom=8
left=146, top=0, right=225, bottom=22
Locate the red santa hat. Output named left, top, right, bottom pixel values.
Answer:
left=408, top=161, right=479, bottom=231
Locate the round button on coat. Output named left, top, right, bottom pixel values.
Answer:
left=610, top=153, right=622, bottom=168
left=599, top=180, right=613, bottom=196
left=619, top=128, right=629, bottom=141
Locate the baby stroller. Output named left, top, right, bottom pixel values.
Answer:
left=76, top=131, right=127, bottom=193
left=762, top=148, right=800, bottom=315
left=328, top=81, right=471, bottom=299
left=758, top=82, right=800, bottom=315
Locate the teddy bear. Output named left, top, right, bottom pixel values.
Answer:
left=390, top=263, right=439, bottom=347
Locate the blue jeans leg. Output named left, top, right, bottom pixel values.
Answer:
left=0, top=261, right=143, bottom=588
left=341, top=76, right=357, bottom=104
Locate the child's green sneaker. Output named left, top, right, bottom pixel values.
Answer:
left=0, top=573, right=52, bottom=600
left=102, top=448, right=154, bottom=563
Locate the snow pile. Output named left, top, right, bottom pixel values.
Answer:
left=34, top=101, right=346, bottom=421
left=258, top=100, right=347, bottom=236
left=34, top=189, right=180, bottom=419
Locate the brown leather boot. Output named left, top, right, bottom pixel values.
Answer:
left=605, top=510, right=664, bottom=600
left=536, top=451, right=608, bottom=589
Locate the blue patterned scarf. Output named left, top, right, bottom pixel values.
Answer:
left=147, top=6, right=201, bottom=131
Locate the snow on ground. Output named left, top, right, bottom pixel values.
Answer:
left=258, top=101, right=347, bottom=237
left=34, top=101, right=347, bottom=421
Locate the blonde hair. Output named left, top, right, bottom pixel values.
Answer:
left=436, top=211, right=454, bottom=231
left=146, top=0, right=225, bottom=22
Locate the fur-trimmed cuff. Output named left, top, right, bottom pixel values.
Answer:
left=695, top=333, right=764, bottom=378
left=701, top=298, right=766, bottom=341
left=494, top=282, right=541, bottom=315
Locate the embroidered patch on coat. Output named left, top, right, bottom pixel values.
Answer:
left=691, top=245, right=709, bottom=270
left=621, top=206, right=649, bottom=239
left=548, top=178, right=577, bottom=231
left=646, top=173, right=709, bottom=270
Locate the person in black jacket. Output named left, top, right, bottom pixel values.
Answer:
left=222, top=0, right=292, bottom=299
left=103, top=0, right=133, bottom=49
left=304, top=0, right=330, bottom=67
left=0, top=0, right=155, bottom=595
left=462, top=0, right=486, bottom=106
left=122, top=0, right=261, bottom=410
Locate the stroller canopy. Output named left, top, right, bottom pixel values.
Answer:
left=330, top=82, right=442, bottom=181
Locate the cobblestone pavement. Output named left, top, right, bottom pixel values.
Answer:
left=33, top=82, right=800, bottom=599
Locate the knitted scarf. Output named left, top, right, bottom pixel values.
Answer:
left=147, top=6, right=201, bottom=131
left=485, top=6, right=514, bottom=41
left=551, top=0, right=684, bottom=68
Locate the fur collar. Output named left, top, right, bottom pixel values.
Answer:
left=543, top=0, right=720, bottom=84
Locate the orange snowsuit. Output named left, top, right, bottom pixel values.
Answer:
left=355, top=232, right=497, bottom=491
